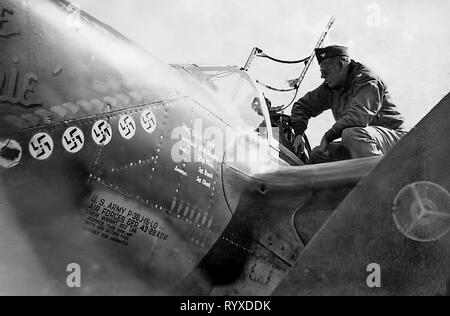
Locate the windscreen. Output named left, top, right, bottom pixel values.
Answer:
left=172, top=65, right=270, bottom=138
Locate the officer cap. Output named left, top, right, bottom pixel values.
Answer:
left=315, top=45, right=349, bottom=64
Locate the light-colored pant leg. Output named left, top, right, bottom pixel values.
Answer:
left=342, top=126, right=405, bottom=158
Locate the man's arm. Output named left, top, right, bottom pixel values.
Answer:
left=291, top=84, right=331, bottom=136
left=323, top=78, right=384, bottom=142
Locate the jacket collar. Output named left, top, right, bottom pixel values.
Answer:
left=341, top=60, right=360, bottom=91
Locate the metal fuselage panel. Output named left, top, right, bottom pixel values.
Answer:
left=0, top=0, right=232, bottom=294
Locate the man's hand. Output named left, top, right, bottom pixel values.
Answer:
left=293, top=135, right=305, bottom=155
left=319, top=136, right=330, bottom=156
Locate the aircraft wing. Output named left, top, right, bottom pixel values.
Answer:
left=274, top=92, right=450, bottom=295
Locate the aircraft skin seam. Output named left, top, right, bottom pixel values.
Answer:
left=147, top=103, right=171, bottom=180
left=220, top=236, right=288, bottom=272
left=253, top=239, right=293, bottom=268
left=191, top=98, right=234, bottom=129
left=110, top=157, right=156, bottom=174
left=219, top=163, right=236, bottom=217
left=87, top=139, right=106, bottom=188
left=8, top=96, right=188, bottom=134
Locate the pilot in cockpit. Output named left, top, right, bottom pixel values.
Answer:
left=252, top=95, right=296, bottom=153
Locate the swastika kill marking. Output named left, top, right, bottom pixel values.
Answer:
left=141, top=110, right=156, bottom=134
left=62, top=127, right=85, bottom=153
left=29, top=132, right=54, bottom=160
left=92, top=120, right=112, bottom=146
left=118, top=115, right=136, bottom=140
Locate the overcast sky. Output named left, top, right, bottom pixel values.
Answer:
left=75, top=0, right=449, bottom=145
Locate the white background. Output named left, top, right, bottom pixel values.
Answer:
left=75, top=0, right=450, bottom=146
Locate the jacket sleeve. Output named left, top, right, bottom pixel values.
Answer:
left=324, top=77, right=384, bottom=142
left=291, top=84, right=331, bottom=136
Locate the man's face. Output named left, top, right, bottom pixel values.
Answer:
left=320, top=59, right=344, bottom=88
